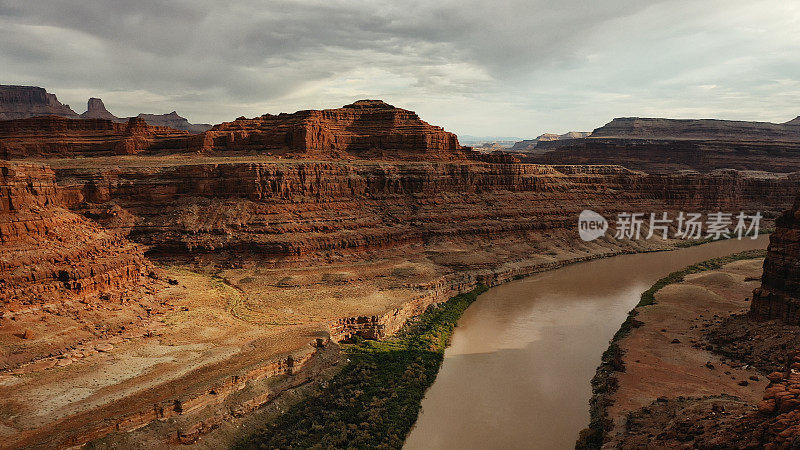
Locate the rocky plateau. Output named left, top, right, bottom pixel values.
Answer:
left=521, top=116, right=800, bottom=173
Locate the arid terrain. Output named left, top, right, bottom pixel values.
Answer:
left=2, top=84, right=800, bottom=448
left=584, top=197, right=800, bottom=448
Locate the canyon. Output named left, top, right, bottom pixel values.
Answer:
left=583, top=194, right=800, bottom=448
left=2, top=97, right=800, bottom=447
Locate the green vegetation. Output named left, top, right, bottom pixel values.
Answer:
left=576, top=248, right=766, bottom=449
left=673, top=228, right=772, bottom=248
left=235, top=284, right=489, bottom=449
left=638, top=248, right=765, bottom=307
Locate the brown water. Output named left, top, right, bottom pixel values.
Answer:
left=404, top=237, right=768, bottom=450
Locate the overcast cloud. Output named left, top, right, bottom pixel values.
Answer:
left=1, top=0, right=798, bottom=137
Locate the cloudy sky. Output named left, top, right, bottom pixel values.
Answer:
left=1, top=0, right=798, bottom=137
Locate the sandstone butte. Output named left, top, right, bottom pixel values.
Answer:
left=1, top=98, right=800, bottom=447
left=189, top=99, right=467, bottom=159
left=517, top=116, right=800, bottom=173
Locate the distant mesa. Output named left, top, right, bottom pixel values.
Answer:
left=0, top=85, right=211, bottom=134
left=0, top=115, right=189, bottom=159
left=520, top=115, right=800, bottom=173
left=590, top=116, right=800, bottom=142
left=509, top=131, right=591, bottom=152
left=135, top=111, right=211, bottom=134
left=0, top=85, right=79, bottom=120
left=0, top=97, right=475, bottom=161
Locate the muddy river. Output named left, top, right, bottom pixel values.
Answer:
left=405, top=236, right=768, bottom=449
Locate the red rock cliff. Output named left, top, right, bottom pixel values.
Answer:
left=528, top=115, right=800, bottom=173
left=55, top=161, right=798, bottom=259
left=751, top=196, right=800, bottom=323
left=192, top=100, right=465, bottom=159
left=0, top=115, right=190, bottom=158
left=0, top=162, right=148, bottom=304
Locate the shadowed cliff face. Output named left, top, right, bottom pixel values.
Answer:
left=525, top=116, right=800, bottom=173
left=591, top=117, right=800, bottom=142
left=751, top=197, right=800, bottom=324
left=0, top=115, right=189, bottom=158
left=0, top=86, right=79, bottom=121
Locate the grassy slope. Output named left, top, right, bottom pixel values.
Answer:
left=235, top=285, right=489, bottom=449
left=576, top=249, right=766, bottom=449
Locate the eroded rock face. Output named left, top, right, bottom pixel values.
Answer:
left=0, top=115, right=190, bottom=158
left=749, top=354, right=800, bottom=447
left=54, top=161, right=798, bottom=260
left=751, top=197, right=800, bottom=324
left=0, top=162, right=148, bottom=304
left=509, top=131, right=591, bottom=151
left=192, top=100, right=465, bottom=159
left=0, top=85, right=79, bottom=121
left=135, top=111, right=212, bottom=134
left=533, top=139, right=800, bottom=173
left=591, top=117, right=800, bottom=141
left=80, top=98, right=119, bottom=121
left=527, top=115, right=800, bottom=173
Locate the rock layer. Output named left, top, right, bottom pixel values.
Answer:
left=592, top=117, right=800, bottom=141
left=0, top=86, right=78, bottom=121
left=526, top=116, right=800, bottom=173
left=192, top=100, right=465, bottom=159
left=0, top=162, right=148, bottom=304
left=135, top=111, right=212, bottom=134
left=533, top=139, right=800, bottom=173
left=751, top=197, right=800, bottom=324
left=52, top=161, right=798, bottom=260
left=0, top=115, right=189, bottom=158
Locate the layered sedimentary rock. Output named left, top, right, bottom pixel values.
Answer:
left=52, top=160, right=796, bottom=260
left=79, top=98, right=119, bottom=121
left=591, top=117, right=800, bottom=141
left=527, top=116, right=800, bottom=173
left=751, top=197, right=800, bottom=324
left=0, top=115, right=189, bottom=158
left=509, top=131, right=591, bottom=151
left=0, top=162, right=148, bottom=304
left=2, top=156, right=796, bottom=448
left=534, top=139, right=800, bottom=173
left=0, top=85, right=79, bottom=120
left=136, top=111, right=211, bottom=134
left=192, top=100, right=465, bottom=159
